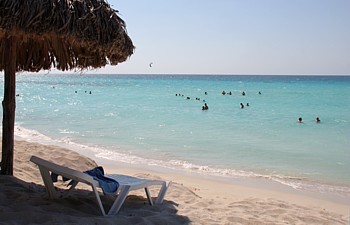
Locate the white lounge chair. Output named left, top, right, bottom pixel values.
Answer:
left=30, top=155, right=171, bottom=216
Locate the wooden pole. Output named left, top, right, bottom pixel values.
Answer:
left=1, top=33, right=16, bottom=175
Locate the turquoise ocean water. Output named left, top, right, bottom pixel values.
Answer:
left=1, top=74, right=350, bottom=197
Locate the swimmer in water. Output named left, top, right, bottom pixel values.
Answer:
left=202, top=103, right=209, bottom=110
left=316, top=117, right=320, bottom=123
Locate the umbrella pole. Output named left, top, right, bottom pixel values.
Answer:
left=1, top=34, right=16, bottom=175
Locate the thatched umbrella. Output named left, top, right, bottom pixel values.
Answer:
left=0, top=0, right=134, bottom=175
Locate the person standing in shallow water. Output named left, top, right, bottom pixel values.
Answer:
left=202, top=103, right=208, bottom=110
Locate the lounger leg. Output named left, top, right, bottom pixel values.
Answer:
left=64, top=180, right=79, bottom=197
left=91, top=184, right=106, bottom=216
left=155, top=181, right=171, bottom=204
left=107, top=186, right=130, bottom=215
left=68, top=180, right=78, bottom=190
left=145, top=188, right=153, bottom=205
left=38, top=166, right=59, bottom=199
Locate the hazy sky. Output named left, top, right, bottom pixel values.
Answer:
left=27, top=1, right=348, bottom=75
left=99, top=0, right=348, bottom=75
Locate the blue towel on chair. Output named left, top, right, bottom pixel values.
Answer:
left=84, top=166, right=119, bottom=195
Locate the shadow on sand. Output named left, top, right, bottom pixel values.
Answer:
left=0, top=176, right=191, bottom=225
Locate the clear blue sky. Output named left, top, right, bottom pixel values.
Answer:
left=102, top=0, right=349, bottom=75
left=45, top=1, right=350, bottom=75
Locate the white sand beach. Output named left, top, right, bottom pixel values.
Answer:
left=0, top=140, right=348, bottom=224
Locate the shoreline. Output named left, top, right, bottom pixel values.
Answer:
left=95, top=154, right=350, bottom=215
left=1, top=139, right=348, bottom=224
left=14, top=129, right=350, bottom=206
left=14, top=127, right=350, bottom=200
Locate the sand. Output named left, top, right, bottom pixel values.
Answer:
left=0, top=140, right=348, bottom=225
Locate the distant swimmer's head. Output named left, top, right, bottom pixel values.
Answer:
left=298, top=117, right=303, bottom=123
left=316, top=117, right=321, bottom=123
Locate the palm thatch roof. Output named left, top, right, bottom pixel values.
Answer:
left=0, top=0, right=134, bottom=175
left=0, top=0, right=134, bottom=72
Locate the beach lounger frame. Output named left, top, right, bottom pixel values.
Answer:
left=30, top=155, right=170, bottom=216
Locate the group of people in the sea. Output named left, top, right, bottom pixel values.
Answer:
left=222, top=90, right=248, bottom=96
left=222, top=90, right=260, bottom=109
left=240, top=102, right=250, bottom=109
left=75, top=90, right=92, bottom=94
left=176, top=90, right=263, bottom=111
left=176, top=92, right=321, bottom=124
left=298, top=117, right=321, bottom=123
left=202, top=103, right=209, bottom=110
left=175, top=93, right=209, bottom=110
left=176, top=94, right=205, bottom=102
left=221, top=90, right=261, bottom=96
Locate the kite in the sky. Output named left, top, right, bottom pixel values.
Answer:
left=149, top=62, right=153, bottom=67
